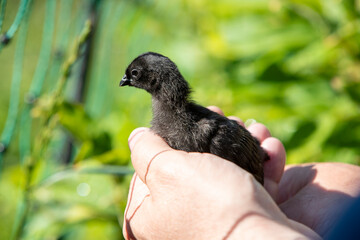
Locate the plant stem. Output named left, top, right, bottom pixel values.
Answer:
left=10, top=20, right=92, bottom=240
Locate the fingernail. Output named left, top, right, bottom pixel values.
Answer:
left=207, top=106, right=224, bottom=116
left=228, top=116, right=245, bottom=127
left=245, top=119, right=257, bottom=128
left=128, top=128, right=147, bottom=150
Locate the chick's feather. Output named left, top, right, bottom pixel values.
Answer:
left=120, top=52, right=268, bottom=184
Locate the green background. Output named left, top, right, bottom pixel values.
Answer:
left=0, top=0, right=359, bottom=239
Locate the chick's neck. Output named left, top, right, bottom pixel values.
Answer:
left=152, top=92, right=189, bottom=113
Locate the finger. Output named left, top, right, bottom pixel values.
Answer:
left=123, top=174, right=138, bottom=220
left=262, top=137, right=286, bottom=183
left=262, top=138, right=285, bottom=202
left=207, top=106, right=224, bottom=116
left=128, top=128, right=175, bottom=188
left=123, top=175, right=152, bottom=239
left=247, top=123, right=271, bottom=142
left=277, top=164, right=316, bottom=204
left=128, top=127, right=149, bottom=148
left=124, top=174, right=150, bottom=222
left=264, top=177, right=279, bottom=202
left=228, top=116, right=245, bottom=127
left=206, top=106, right=245, bottom=127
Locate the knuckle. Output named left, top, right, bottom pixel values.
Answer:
left=146, top=150, right=182, bottom=183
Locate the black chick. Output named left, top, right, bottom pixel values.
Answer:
left=120, top=52, right=268, bottom=184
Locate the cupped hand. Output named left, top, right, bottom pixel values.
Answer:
left=206, top=106, right=286, bottom=201
left=122, top=127, right=319, bottom=240
left=278, top=162, right=360, bottom=238
left=208, top=106, right=360, bottom=238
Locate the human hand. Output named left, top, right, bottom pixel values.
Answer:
left=122, top=127, right=319, bottom=239
left=278, top=162, right=360, bottom=238
left=209, top=106, right=360, bottom=238
left=206, top=106, right=286, bottom=202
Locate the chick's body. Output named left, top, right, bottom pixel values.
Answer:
left=120, top=52, right=267, bottom=184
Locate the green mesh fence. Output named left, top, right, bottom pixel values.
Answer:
left=0, top=1, right=132, bottom=239
left=0, top=0, right=31, bottom=168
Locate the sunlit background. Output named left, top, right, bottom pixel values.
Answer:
left=0, top=0, right=359, bottom=239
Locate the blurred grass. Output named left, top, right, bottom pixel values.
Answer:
left=0, top=0, right=359, bottom=239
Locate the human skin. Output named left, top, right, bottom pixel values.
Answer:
left=210, top=106, right=360, bottom=238
left=278, top=163, right=360, bottom=237
left=122, top=106, right=360, bottom=239
left=122, top=106, right=320, bottom=239
left=209, top=106, right=360, bottom=238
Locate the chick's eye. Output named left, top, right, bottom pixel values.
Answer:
left=131, top=69, right=139, bottom=77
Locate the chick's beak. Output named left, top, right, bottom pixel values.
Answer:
left=119, top=74, right=131, bottom=86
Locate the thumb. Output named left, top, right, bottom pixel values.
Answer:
left=128, top=127, right=173, bottom=186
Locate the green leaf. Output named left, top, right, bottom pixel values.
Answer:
left=58, top=102, right=94, bottom=141
left=284, top=120, right=317, bottom=150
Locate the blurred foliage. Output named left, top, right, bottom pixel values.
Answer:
left=0, top=0, right=359, bottom=239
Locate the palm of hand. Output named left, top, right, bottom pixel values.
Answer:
left=277, top=163, right=360, bottom=237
